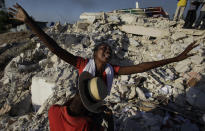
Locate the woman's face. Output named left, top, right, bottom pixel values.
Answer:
left=95, top=44, right=112, bottom=63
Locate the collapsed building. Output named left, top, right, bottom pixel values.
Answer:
left=0, top=9, right=205, bottom=131
left=113, top=2, right=169, bottom=18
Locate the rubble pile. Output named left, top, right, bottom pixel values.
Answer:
left=0, top=12, right=205, bottom=130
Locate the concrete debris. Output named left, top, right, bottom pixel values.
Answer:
left=80, top=12, right=103, bottom=23
left=77, top=20, right=90, bottom=31
left=129, top=38, right=140, bottom=47
left=10, top=24, right=29, bottom=32
left=190, top=55, right=204, bottom=65
left=128, top=86, right=136, bottom=99
left=31, top=77, right=56, bottom=111
left=171, top=32, right=187, bottom=41
left=0, top=10, right=205, bottom=131
left=119, top=25, right=170, bottom=37
left=175, top=59, right=191, bottom=73
left=120, top=14, right=138, bottom=24
left=106, top=14, right=121, bottom=23
left=136, top=87, right=146, bottom=100
left=159, top=85, right=173, bottom=95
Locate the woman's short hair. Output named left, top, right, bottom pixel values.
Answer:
left=93, top=43, right=112, bottom=54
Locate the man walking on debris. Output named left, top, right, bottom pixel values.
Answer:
left=183, top=0, right=201, bottom=29
left=174, top=0, right=187, bottom=21
left=9, top=3, right=199, bottom=130
left=195, top=0, right=205, bottom=29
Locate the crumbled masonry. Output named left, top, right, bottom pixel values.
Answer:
left=0, top=12, right=205, bottom=130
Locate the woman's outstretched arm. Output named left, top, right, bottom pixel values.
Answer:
left=118, top=42, right=198, bottom=75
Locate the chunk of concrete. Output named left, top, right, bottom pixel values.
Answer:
left=119, top=85, right=129, bottom=95
left=129, top=38, right=140, bottom=46
left=175, top=60, right=191, bottom=73
left=121, top=75, right=129, bottom=81
left=80, top=12, right=103, bottom=23
left=136, top=87, right=146, bottom=100
left=107, top=15, right=120, bottom=23
left=120, top=14, right=138, bottom=24
left=77, top=21, right=90, bottom=30
left=190, top=55, right=204, bottom=65
left=119, top=25, right=170, bottom=37
left=31, top=77, right=56, bottom=111
left=171, top=32, right=186, bottom=41
left=54, top=22, right=63, bottom=32
left=128, top=87, right=136, bottom=99
left=193, top=30, right=205, bottom=36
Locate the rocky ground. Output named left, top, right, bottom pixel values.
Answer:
left=0, top=12, right=205, bottom=131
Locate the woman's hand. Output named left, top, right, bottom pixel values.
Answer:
left=8, top=3, right=29, bottom=22
left=175, top=42, right=199, bottom=62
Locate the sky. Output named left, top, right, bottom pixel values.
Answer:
left=5, top=0, right=179, bottom=23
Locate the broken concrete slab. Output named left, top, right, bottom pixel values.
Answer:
left=171, top=32, right=187, bottom=41
left=119, top=25, right=170, bottom=37
left=80, top=12, right=103, bottom=23
left=119, top=85, right=129, bottom=95
left=136, top=87, right=146, bottom=100
left=129, top=38, right=140, bottom=46
left=175, top=60, right=191, bottom=73
left=76, top=21, right=90, bottom=31
left=128, top=86, right=136, bottom=99
left=106, top=15, right=120, bottom=23
left=193, top=30, right=205, bottom=36
left=121, top=75, right=129, bottom=81
left=120, top=14, right=138, bottom=24
left=31, top=77, right=56, bottom=111
left=179, top=29, right=194, bottom=35
left=190, top=55, right=204, bottom=65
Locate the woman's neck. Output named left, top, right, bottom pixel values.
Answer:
left=94, top=58, right=106, bottom=74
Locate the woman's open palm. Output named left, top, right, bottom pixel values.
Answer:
left=8, top=3, right=29, bottom=22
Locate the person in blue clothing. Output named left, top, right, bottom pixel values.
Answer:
left=195, top=0, right=205, bottom=29
left=183, top=0, right=201, bottom=29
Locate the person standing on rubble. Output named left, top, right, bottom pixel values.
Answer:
left=183, top=0, right=201, bottom=29
left=173, top=0, right=187, bottom=21
left=195, top=0, right=205, bottom=29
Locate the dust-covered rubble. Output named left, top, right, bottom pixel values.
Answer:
left=0, top=12, right=205, bottom=130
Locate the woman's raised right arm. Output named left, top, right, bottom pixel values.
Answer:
left=9, top=3, right=78, bottom=66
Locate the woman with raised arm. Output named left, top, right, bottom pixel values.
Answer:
left=9, top=3, right=198, bottom=95
left=9, top=3, right=199, bottom=131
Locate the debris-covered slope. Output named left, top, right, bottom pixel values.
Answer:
left=0, top=12, right=205, bottom=131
